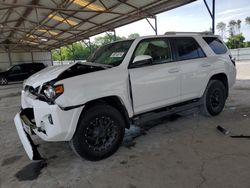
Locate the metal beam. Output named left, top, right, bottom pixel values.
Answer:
left=203, top=0, right=215, bottom=33
left=60, top=47, right=63, bottom=65
left=0, top=2, right=125, bottom=16
left=7, top=48, right=12, bottom=66
left=1, top=0, right=196, bottom=51
left=146, top=16, right=158, bottom=35
left=51, top=0, right=193, bottom=48
left=8, top=0, right=40, bottom=38
left=212, top=0, right=215, bottom=34
left=31, top=51, right=34, bottom=63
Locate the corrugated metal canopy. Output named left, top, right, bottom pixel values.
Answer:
left=0, top=0, right=196, bottom=52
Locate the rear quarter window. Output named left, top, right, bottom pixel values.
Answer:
left=203, top=37, right=227, bottom=54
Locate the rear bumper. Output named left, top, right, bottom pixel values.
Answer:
left=14, top=113, right=42, bottom=160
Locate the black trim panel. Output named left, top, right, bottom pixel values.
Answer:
left=58, top=104, right=85, bottom=111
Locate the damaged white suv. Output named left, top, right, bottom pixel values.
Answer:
left=14, top=32, right=236, bottom=161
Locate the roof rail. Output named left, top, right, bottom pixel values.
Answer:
left=164, top=31, right=214, bottom=35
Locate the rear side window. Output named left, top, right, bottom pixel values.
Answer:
left=203, top=37, right=227, bottom=54
left=174, top=37, right=205, bottom=61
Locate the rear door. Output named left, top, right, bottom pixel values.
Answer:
left=172, top=37, right=208, bottom=101
left=129, top=38, right=181, bottom=114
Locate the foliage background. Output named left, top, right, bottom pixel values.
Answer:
left=52, top=33, right=139, bottom=61
left=52, top=16, right=250, bottom=61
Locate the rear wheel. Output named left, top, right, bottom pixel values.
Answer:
left=0, top=77, right=8, bottom=85
left=70, top=104, right=125, bottom=161
left=201, top=80, right=226, bottom=116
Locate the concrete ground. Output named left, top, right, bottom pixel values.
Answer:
left=1, top=61, right=250, bottom=188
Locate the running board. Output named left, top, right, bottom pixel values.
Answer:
left=132, top=99, right=202, bottom=125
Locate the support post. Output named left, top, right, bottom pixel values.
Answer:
left=212, top=0, right=215, bottom=34
left=71, top=44, right=75, bottom=62
left=88, top=39, right=92, bottom=54
left=155, top=16, right=158, bottom=35
left=7, top=48, right=12, bottom=66
left=113, top=29, right=117, bottom=41
left=50, top=50, right=53, bottom=66
left=31, top=51, right=34, bottom=63
left=204, top=0, right=216, bottom=34
left=60, top=47, right=63, bottom=65
left=146, top=16, right=158, bottom=35
left=82, top=38, right=92, bottom=56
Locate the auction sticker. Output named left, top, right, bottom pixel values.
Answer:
left=110, top=52, right=125, bottom=58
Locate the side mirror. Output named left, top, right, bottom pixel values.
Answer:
left=131, top=55, right=153, bottom=68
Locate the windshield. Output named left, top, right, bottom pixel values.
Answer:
left=88, top=40, right=134, bottom=66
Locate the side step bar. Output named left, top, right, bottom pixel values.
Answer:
left=132, top=99, right=203, bottom=125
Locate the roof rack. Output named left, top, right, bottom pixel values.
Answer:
left=164, top=31, right=214, bottom=35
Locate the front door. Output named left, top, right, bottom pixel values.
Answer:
left=129, top=38, right=181, bottom=114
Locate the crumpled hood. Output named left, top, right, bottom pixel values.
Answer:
left=24, top=62, right=107, bottom=88
left=25, top=63, right=76, bottom=88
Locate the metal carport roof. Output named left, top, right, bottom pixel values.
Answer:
left=0, top=0, right=196, bottom=52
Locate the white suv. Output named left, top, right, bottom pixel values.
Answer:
left=14, top=32, right=236, bottom=161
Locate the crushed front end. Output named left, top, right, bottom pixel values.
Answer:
left=14, top=84, right=83, bottom=160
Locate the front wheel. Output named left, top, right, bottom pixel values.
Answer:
left=70, top=104, right=125, bottom=161
left=201, top=80, right=227, bottom=116
left=0, top=77, right=8, bottom=85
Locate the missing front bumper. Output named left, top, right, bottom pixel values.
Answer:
left=14, top=113, right=42, bottom=160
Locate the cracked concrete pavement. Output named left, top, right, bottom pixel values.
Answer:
left=1, top=61, right=250, bottom=188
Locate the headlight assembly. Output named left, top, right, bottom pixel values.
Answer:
left=43, top=84, right=64, bottom=100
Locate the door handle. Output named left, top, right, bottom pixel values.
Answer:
left=168, top=68, right=179, bottom=73
left=201, top=63, right=211, bottom=67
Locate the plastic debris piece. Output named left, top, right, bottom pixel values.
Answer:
left=217, top=125, right=230, bottom=135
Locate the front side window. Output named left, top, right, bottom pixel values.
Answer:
left=203, top=37, right=227, bottom=54
left=11, top=65, right=22, bottom=73
left=134, top=39, right=172, bottom=64
left=88, top=40, right=134, bottom=66
left=175, top=37, right=205, bottom=61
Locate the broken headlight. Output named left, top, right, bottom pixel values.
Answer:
left=43, top=84, right=64, bottom=100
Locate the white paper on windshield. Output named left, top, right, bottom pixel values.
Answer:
left=110, top=52, right=125, bottom=58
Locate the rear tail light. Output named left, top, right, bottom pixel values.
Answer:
left=229, top=55, right=236, bottom=66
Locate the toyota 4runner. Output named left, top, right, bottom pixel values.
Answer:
left=14, top=32, right=236, bottom=161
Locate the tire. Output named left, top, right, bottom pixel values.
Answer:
left=201, top=80, right=227, bottom=116
left=0, top=77, right=8, bottom=85
left=70, top=104, right=125, bottom=161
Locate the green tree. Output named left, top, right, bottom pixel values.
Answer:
left=71, top=42, right=91, bottom=60
left=52, top=49, right=62, bottom=61
left=246, top=41, right=250, bottom=47
left=52, top=32, right=140, bottom=61
left=52, top=43, right=92, bottom=61
left=228, top=20, right=237, bottom=36
left=216, top=22, right=226, bottom=39
left=94, top=33, right=126, bottom=46
left=226, top=33, right=246, bottom=49
left=245, top=17, right=250, bottom=25
left=236, top=19, right=242, bottom=33
left=127, top=33, right=140, bottom=39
